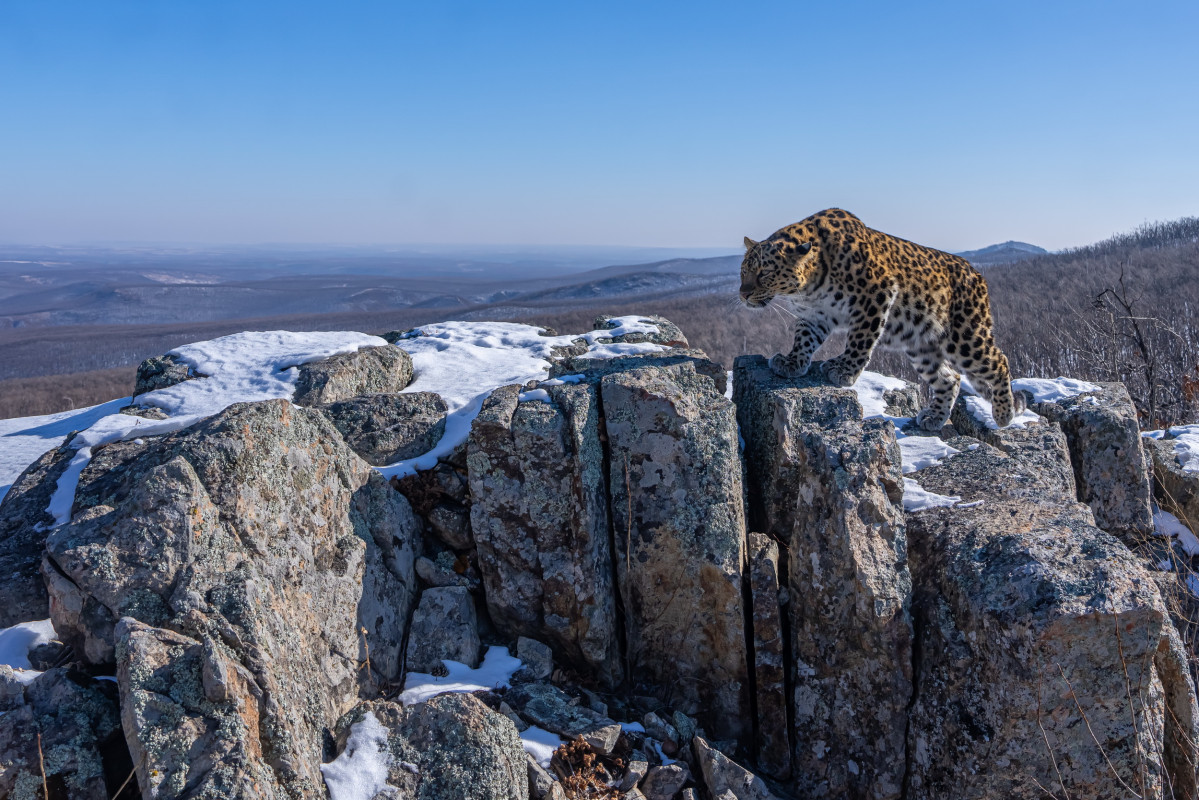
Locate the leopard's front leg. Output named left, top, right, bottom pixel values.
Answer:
left=769, top=316, right=830, bottom=379
left=819, top=291, right=895, bottom=387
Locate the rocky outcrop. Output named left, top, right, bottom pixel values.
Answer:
left=603, top=361, right=750, bottom=741
left=36, top=400, right=420, bottom=798
left=0, top=438, right=74, bottom=627
left=1030, top=382, right=1154, bottom=540
left=746, top=533, right=790, bottom=781
left=134, top=353, right=194, bottom=395
left=319, top=392, right=447, bottom=466
left=467, top=381, right=621, bottom=687
left=905, top=435, right=1199, bottom=799
left=735, top=355, right=911, bottom=800
left=0, top=666, right=130, bottom=799
left=404, top=586, right=481, bottom=673
left=291, top=345, right=413, bottom=406
left=1149, top=435, right=1199, bottom=534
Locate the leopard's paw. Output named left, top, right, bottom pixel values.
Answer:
left=819, top=358, right=858, bottom=388
left=916, top=407, right=950, bottom=432
left=769, top=353, right=810, bottom=379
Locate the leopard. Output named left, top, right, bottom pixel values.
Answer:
left=739, top=208, right=1021, bottom=431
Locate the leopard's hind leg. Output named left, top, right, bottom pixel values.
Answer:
left=957, top=345, right=1021, bottom=427
left=905, top=343, right=961, bottom=432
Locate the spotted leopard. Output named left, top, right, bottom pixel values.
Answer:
left=740, top=208, right=1021, bottom=430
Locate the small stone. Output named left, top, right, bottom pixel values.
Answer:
left=427, top=503, right=473, bottom=550
left=643, top=711, right=679, bottom=748
left=527, top=753, right=556, bottom=798
left=415, top=555, right=472, bottom=589
left=671, top=711, right=697, bottom=746
left=619, top=758, right=649, bottom=791
left=518, top=636, right=553, bottom=680
left=692, top=736, right=778, bottom=800
left=500, top=701, right=528, bottom=732
left=581, top=687, right=608, bottom=716
left=641, top=763, right=691, bottom=800
left=507, top=683, right=622, bottom=754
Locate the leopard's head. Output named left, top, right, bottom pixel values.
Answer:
left=739, top=230, right=820, bottom=307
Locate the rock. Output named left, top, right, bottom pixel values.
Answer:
left=404, top=586, right=481, bottom=673
left=620, top=757, right=650, bottom=791
left=624, top=789, right=649, bottom=800
left=550, top=349, right=727, bottom=396
left=291, top=344, right=413, bottom=406
left=134, top=352, right=194, bottom=394
left=641, top=763, right=691, bottom=800
left=415, top=553, right=475, bottom=589
left=0, top=667, right=130, bottom=800
left=1149, top=435, right=1199, bottom=539
left=1030, top=382, right=1154, bottom=540
left=905, top=437, right=1199, bottom=799
left=643, top=711, right=680, bottom=749
left=118, top=619, right=277, bottom=798
left=603, top=362, right=750, bottom=740
left=319, top=391, right=447, bottom=465
left=467, top=381, right=621, bottom=686
left=734, top=355, right=911, bottom=798
left=508, top=683, right=623, bottom=754
left=0, top=437, right=75, bottom=627
left=37, top=400, right=420, bottom=796
left=590, top=314, right=689, bottom=347
left=517, top=635, right=554, bottom=681
left=680, top=790, right=698, bottom=800
left=949, top=397, right=1078, bottom=499
left=527, top=753, right=557, bottom=798
left=427, top=502, right=472, bottom=550
left=745, top=533, right=790, bottom=780
left=692, top=736, right=778, bottom=800
left=331, top=694, right=528, bottom=800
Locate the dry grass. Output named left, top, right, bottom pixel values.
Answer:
left=0, top=367, right=135, bottom=419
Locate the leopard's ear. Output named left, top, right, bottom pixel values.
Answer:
left=743, top=236, right=757, bottom=251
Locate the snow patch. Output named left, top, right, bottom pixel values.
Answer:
left=0, top=618, right=57, bottom=685
left=398, top=646, right=523, bottom=706
left=518, top=389, right=552, bottom=404
left=1010, top=377, right=1101, bottom=403
left=896, top=433, right=960, bottom=475
left=850, top=371, right=907, bottom=419
left=1168, top=425, right=1199, bottom=473
left=902, top=477, right=962, bottom=511
left=1155, top=508, right=1199, bottom=557
left=961, top=394, right=1040, bottom=431
left=321, top=711, right=396, bottom=800
left=521, top=725, right=565, bottom=769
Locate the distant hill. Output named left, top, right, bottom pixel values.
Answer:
left=954, top=241, right=1048, bottom=267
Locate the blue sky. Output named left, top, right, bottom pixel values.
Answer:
left=1, top=1, right=1196, bottom=251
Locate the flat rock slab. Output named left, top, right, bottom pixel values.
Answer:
left=320, top=391, right=447, bottom=465
left=507, top=683, right=621, bottom=753
left=602, top=361, right=750, bottom=741
left=292, top=344, right=413, bottom=406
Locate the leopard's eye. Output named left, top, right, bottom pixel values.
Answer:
left=798, top=242, right=813, bottom=255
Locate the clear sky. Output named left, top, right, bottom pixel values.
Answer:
left=1, top=1, right=1196, bottom=252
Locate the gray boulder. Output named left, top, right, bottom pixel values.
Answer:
left=0, top=667, right=128, bottom=800
left=746, top=533, right=790, bottom=780
left=1149, top=434, right=1199, bottom=538
left=692, top=736, right=778, bottom=800
left=319, top=391, right=447, bottom=465
left=467, top=381, right=621, bottom=686
left=602, top=362, right=750, bottom=741
left=0, top=437, right=75, bottom=627
left=589, top=314, right=689, bottom=347
left=292, top=344, right=413, bottom=406
left=330, top=694, right=528, bottom=800
left=1030, top=382, right=1154, bottom=540
left=404, top=586, right=481, bottom=673
left=134, top=352, right=194, bottom=395
left=905, top=437, right=1199, bottom=799
left=734, top=355, right=911, bottom=799
left=549, top=349, right=727, bottom=396
left=38, top=400, right=420, bottom=798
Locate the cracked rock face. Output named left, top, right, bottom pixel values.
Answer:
left=319, top=391, right=447, bottom=466
left=602, top=361, right=750, bottom=741
left=905, top=437, right=1199, bottom=800
left=38, top=399, right=420, bottom=799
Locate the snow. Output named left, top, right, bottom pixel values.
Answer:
left=961, top=394, right=1041, bottom=431
left=376, top=317, right=666, bottom=479
left=902, top=478, right=962, bottom=512
left=896, top=432, right=960, bottom=474
left=1010, top=376, right=1100, bottom=404
left=1168, top=425, right=1199, bottom=473
left=0, top=330, right=385, bottom=520
left=518, top=389, right=552, bottom=404
left=849, top=371, right=907, bottom=419
left=0, top=618, right=57, bottom=685
left=320, top=711, right=397, bottom=800
left=398, top=646, right=523, bottom=706
left=1154, top=508, right=1199, bottom=557
left=724, top=370, right=734, bottom=400
left=521, top=725, right=565, bottom=769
